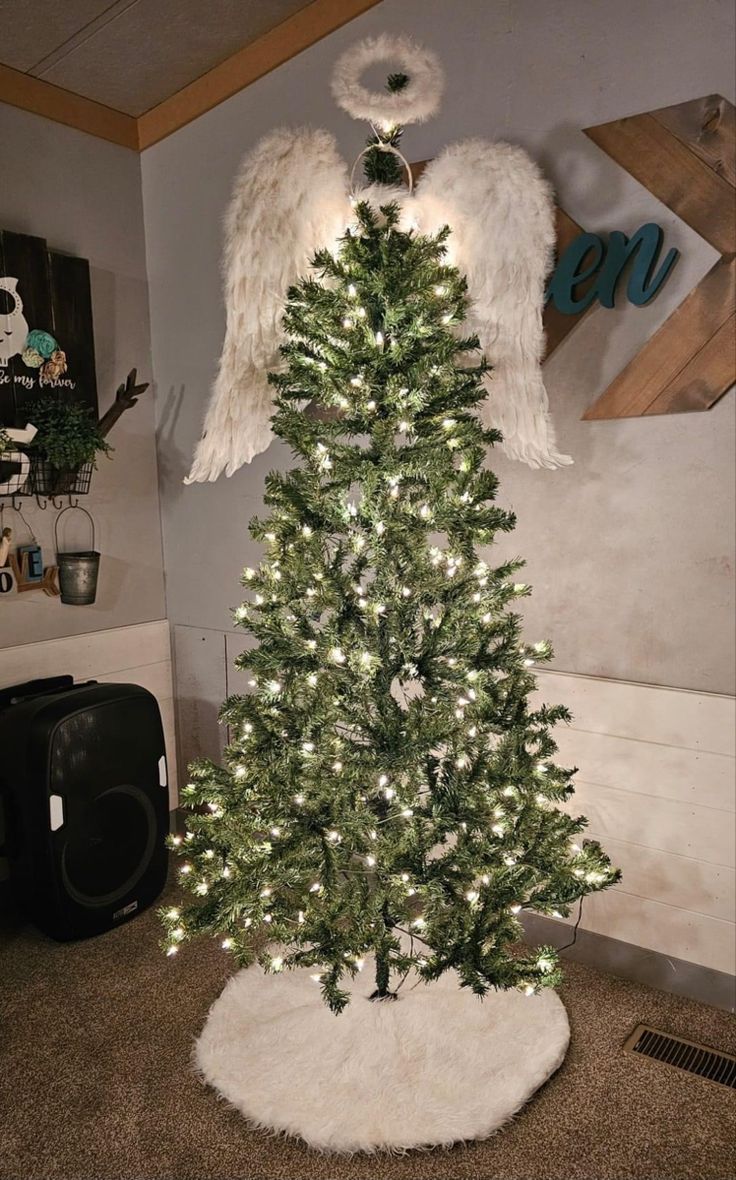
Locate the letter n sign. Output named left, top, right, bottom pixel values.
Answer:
left=546, top=222, right=679, bottom=314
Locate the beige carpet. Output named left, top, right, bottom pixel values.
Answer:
left=1, top=885, right=734, bottom=1180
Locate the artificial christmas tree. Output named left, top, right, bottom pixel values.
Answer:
left=169, top=36, right=619, bottom=1151
left=165, top=198, right=618, bottom=1010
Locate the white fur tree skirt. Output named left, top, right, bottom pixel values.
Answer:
left=195, top=958, right=570, bottom=1153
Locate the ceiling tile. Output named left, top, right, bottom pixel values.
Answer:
left=33, top=0, right=313, bottom=116
left=0, top=0, right=116, bottom=72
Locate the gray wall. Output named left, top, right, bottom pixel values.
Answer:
left=141, top=0, right=735, bottom=696
left=0, top=104, right=165, bottom=648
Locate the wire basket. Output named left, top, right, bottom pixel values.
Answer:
left=28, top=457, right=94, bottom=498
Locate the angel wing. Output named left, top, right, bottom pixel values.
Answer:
left=415, top=140, right=571, bottom=469
left=185, top=128, right=350, bottom=482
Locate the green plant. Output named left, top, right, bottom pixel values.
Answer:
left=0, top=428, right=12, bottom=455
left=26, top=395, right=111, bottom=472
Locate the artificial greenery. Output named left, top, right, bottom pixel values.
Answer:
left=0, top=428, right=12, bottom=455
left=26, top=395, right=111, bottom=472
left=362, top=72, right=409, bottom=186
left=163, top=197, right=619, bottom=1013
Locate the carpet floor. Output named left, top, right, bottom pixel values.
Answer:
left=1, top=884, right=734, bottom=1180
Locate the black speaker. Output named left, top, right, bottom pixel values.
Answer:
left=0, top=678, right=169, bottom=940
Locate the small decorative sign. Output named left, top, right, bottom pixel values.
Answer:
left=7, top=549, right=59, bottom=596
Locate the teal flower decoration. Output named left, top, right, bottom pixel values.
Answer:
left=25, top=328, right=58, bottom=359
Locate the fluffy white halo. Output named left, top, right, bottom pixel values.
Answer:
left=331, top=33, right=445, bottom=127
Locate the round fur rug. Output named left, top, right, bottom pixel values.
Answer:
left=195, top=958, right=570, bottom=1153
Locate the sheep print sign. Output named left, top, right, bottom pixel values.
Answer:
left=0, top=229, right=98, bottom=427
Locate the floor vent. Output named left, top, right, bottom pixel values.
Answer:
left=624, top=1023, right=736, bottom=1089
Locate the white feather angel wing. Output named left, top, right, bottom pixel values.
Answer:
left=186, top=128, right=350, bottom=482
left=415, top=140, right=571, bottom=469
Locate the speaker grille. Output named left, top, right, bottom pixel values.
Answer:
left=61, top=785, right=157, bottom=908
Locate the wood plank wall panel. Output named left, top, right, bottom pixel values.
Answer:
left=171, top=625, right=229, bottom=800
left=534, top=668, right=735, bottom=973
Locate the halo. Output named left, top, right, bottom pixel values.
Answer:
left=331, top=33, right=445, bottom=128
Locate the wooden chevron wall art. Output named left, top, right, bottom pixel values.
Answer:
left=578, top=94, right=735, bottom=420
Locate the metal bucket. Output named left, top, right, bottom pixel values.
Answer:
left=55, top=506, right=100, bottom=605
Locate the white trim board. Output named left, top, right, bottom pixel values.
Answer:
left=533, top=667, right=736, bottom=975
left=0, top=620, right=178, bottom=808
left=167, top=637, right=736, bottom=978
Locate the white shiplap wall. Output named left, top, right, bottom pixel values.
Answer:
left=533, top=670, right=736, bottom=975
left=0, top=620, right=177, bottom=808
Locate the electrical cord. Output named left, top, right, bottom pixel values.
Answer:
left=557, top=895, right=585, bottom=953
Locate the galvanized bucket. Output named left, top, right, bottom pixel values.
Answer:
left=55, top=506, right=100, bottom=606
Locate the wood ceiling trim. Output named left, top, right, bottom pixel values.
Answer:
left=136, top=0, right=384, bottom=150
left=0, top=0, right=382, bottom=151
left=0, top=61, right=139, bottom=149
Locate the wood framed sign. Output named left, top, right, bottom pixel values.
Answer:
left=412, top=93, right=734, bottom=424
left=0, top=228, right=97, bottom=427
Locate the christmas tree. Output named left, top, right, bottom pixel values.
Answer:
left=164, top=175, right=619, bottom=1012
